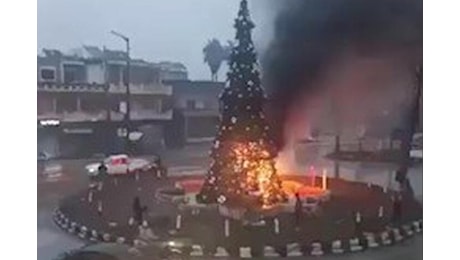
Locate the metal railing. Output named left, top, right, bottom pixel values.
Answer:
left=108, top=83, right=172, bottom=95
left=38, top=109, right=173, bottom=122
left=37, top=82, right=173, bottom=96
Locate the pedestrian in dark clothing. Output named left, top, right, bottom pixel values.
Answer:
left=392, top=194, right=402, bottom=225
left=133, top=197, right=147, bottom=225
left=294, top=193, right=303, bottom=231
left=92, top=161, right=108, bottom=187
left=98, top=162, right=108, bottom=178
left=154, top=156, right=167, bottom=178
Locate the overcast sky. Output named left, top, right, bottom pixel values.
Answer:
left=38, top=0, right=279, bottom=80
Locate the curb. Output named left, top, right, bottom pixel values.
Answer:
left=52, top=208, right=119, bottom=244
left=53, top=208, right=423, bottom=257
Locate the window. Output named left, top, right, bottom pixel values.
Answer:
left=186, top=100, right=204, bottom=109
left=156, top=99, right=163, bottom=113
left=64, top=67, right=76, bottom=83
left=196, top=101, right=205, bottom=109
left=108, top=65, right=122, bottom=84
left=40, top=68, right=56, bottom=81
left=63, top=64, right=85, bottom=84
left=111, top=157, right=127, bottom=165
left=186, top=100, right=196, bottom=109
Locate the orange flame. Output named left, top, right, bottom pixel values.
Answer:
left=231, top=142, right=281, bottom=207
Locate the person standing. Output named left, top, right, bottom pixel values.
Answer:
left=98, top=161, right=108, bottom=179
left=392, top=194, right=402, bottom=225
left=133, top=196, right=147, bottom=225
left=294, top=193, right=303, bottom=231
left=154, top=156, right=167, bottom=179
left=91, top=161, right=108, bottom=188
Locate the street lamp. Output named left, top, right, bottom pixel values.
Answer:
left=110, top=30, right=131, bottom=154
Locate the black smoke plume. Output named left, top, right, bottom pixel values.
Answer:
left=262, top=0, right=422, bottom=150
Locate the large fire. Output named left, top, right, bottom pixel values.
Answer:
left=231, top=142, right=285, bottom=208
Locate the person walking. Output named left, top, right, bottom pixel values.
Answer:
left=392, top=194, right=402, bottom=225
left=154, top=156, right=167, bottom=179
left=133, top=196, right=148, bottom=225
left=97, top=161, right=108, bottom=179
left=294, top=193, right=303, bottom=231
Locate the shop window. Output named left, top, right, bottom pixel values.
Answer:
left=40, top=68, right=56, bottom=81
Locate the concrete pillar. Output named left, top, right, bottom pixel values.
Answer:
left=334, top=161, right=340, bottom=178
left=119, top=67, right=124, bottom=86
left=157, top=98, right=162, bottom=114
left=175, top=214, right=182, bottom=230
left=76, top=96, right=82, bottom=111
left=274, top=218, right=280, bottom=234
left=52, top=97, right=57, bottom=113
left=184, top=116, right=189, bottom=143
left=224, top=219, right=230, bottom=237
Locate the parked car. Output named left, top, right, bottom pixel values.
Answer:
left=85, top=154, right=161, bottom=177
left=42, top=163, right=63, bottom=177
left=410, top=133, right=422, bottom=161
left=38, top=151, right=56, bottom=176
left=38, top=151, right=51, bottom=161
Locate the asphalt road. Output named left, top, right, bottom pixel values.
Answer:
left=37, top=141, right=422, bottom=260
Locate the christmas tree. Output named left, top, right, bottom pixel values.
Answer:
left=197, top=0, right=286, bottom=209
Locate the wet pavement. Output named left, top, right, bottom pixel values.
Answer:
left=37, top=141, right=422, bottom=260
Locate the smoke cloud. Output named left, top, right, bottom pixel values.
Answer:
left=261, top=0, right=423, bottom=150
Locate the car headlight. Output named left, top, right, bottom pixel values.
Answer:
left=167, top=240, right=184, bottom=248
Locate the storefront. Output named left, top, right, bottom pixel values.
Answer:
left=37, top=120, right=167, bottom=159
left=37, top=120, right=61, bottom=158
left=165, top=110, right=219, bottom=147
left=37, top=121, right=122, bottom=159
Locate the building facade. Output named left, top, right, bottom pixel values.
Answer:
left=37, top=46, right=187, bottom=158
left=164, top=80, right=224, bottom=148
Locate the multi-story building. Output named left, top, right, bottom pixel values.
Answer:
left=157, top=62, right=188, bottom=81
left=164, top=80, right=224, bottom=148
left=37, top=46, right=187, bottom=158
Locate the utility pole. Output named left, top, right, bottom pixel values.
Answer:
left=103, top=45, right=111, bottom=155
left=110, top=30, right=131, bottom=154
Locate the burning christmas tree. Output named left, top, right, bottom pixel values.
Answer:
left=197, top=0, right=286, bottom=209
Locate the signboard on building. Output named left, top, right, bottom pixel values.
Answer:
left=39, top=119, right=60, bottom=127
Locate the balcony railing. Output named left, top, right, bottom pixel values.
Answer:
left=110, top=110, right=173, bottom=121
left=108, top=83, right=172, bottom=95
left=38, top=82, right=106, bottom=92
left=37, top=82, right=172, bottom=96
left=38, top=109, right=173, bottom=123
left=37, top=111, right=107, bottom=122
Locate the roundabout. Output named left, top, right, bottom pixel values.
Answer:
left=53, top=171, right=422, bottom=258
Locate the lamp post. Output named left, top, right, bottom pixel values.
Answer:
left=110, top=30, right=131, bottom=154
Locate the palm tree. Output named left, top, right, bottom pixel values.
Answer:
left=203, top=39, right=232, bottom=81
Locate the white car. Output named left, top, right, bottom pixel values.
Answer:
left=410, top=133, right=422, bottom=161
left=39, top=162, right=63, bottom=182
left=85, top=154, right=156, bottom=176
